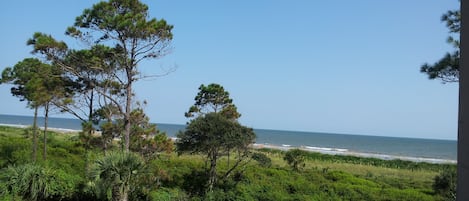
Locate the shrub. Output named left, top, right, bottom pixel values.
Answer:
left=89, top=151, right=145, bottom=201
left=252, top=152, right=272, bottom=167
left=1, top=163, right=79, bottom=201
left=283, top=149, right=308, bottom=171
left=433, top=168, right=457, bottom=201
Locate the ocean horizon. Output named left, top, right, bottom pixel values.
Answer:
left=0, top=114, right=457, bottom=163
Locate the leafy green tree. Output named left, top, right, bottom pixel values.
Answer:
left=179, top=83, right=254, bottom=192
left=1, top=58, right=68, bottom=161
left=420, top=9, right=460, bottom=83
left=60, top=45, right=119, bottom=137
left=94, top=104, right=123, bottom=153
left=284, top=149, right=308, bottom=171
left=177, top=113, right=255, bottom=193
left=90, top=151, right=145, bottom=201
left=29, top=61, right=70, bottom=161
left=185, top=83, right=241, bottom=120
left=65, top=0, right=174, bottom=152
left=26, top=0, right=174, bottom=152
left=128, top=106, right=174, bottom=159
left=1, top=58, right=43, bottom=162
left=28, top=33, right=125, bottom=151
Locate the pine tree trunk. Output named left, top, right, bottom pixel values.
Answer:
left=32, top=106, right=38, bottom=162
left=88, top=89, right=94, bottom=140
left=43, top=103, right=49, bottom=161
left=207, top=151, right=218, bottom=192
left=124, top=76, right=133, bottom=152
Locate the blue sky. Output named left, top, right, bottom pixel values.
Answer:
left=0, top=1, right=460, bottom=140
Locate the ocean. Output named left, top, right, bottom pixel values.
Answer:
left=0, top=114, right=456, bottom=163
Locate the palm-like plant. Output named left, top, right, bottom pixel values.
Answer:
left=2, top=164, right=57, bottom=201
left=90, top=151, right=144, bottom=201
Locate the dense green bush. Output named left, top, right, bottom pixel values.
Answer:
left=433, top=168, right=457, bottom=201
left=251, top=152, right=272, bottom=167
left=1, top=163, right=81, bottom=201
left=0, top=136, right=30, bottom=168
left=284, top=149, right=308, bottom=171
left=149, top=188, right=188, bottom=201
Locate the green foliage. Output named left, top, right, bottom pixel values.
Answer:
left=1, top=57, right=73, bottom=161
left=284, top=149, right=307, bottom=171
left=177, top=113, right=253, bottom=156
left=433, top=168, right=457, bottom=201
left=148, top=188, right=188, bottom=201
left=185, top=83, right=240, bottom=120
left=177, top=112, right=255, bottom=192
left=27, top=32, right=68, bottom=58
left=128, top=108, right=174, bottom=158
left=66, top=0, right=174, bottom=151
left=0, top=135, right=30, bottom=168
left=0, top=126, right=452, bottom=200
left=67, top=0, right=173, bottom=42
left=258, top=148, right=454, bottom=172
left=420, top=9, right=460, bottom=83
left=251, top=152, right=272, bottom=167
left=1, top=163, right=80, bottom=201
left=90, top=151, right=145, bottom=201
left=0, top=58, right=67, bottom=107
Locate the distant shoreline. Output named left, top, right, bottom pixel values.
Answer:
left=0, top=123, right=81, bottom=133
left=251, top=143, right=456, bottom=164
left=0, top=123, right=455, bottom=164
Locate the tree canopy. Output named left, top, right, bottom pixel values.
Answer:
left=185, top=83, right=241, bottom=120
left=0, top=58, right=71, bottom=161
left=178, top=83, right=255, bottom=193
left=420, top=9, right=460, bottom=83
left=25, top=0, right=174, bottom=152
left=176, top=112, right=255, bottom=192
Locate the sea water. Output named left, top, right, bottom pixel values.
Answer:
left=0, top=114, right=456, bottom=162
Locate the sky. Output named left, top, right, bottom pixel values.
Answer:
left=0, top=1, right=460, bottom=140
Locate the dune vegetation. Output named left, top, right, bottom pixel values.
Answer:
left=0, top=125, right=456, bottom=201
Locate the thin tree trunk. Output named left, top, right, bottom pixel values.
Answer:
left=88, top=89, right=94, bottom=137
left=207, top=151, right=218, bottom=193
left=124, top=77, right=133, bottom=152
left=43, top=103, right=49, bottom=161
left=32, top=106, right=38, bottom=162
left=223, top=150, right=251, bottom=181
